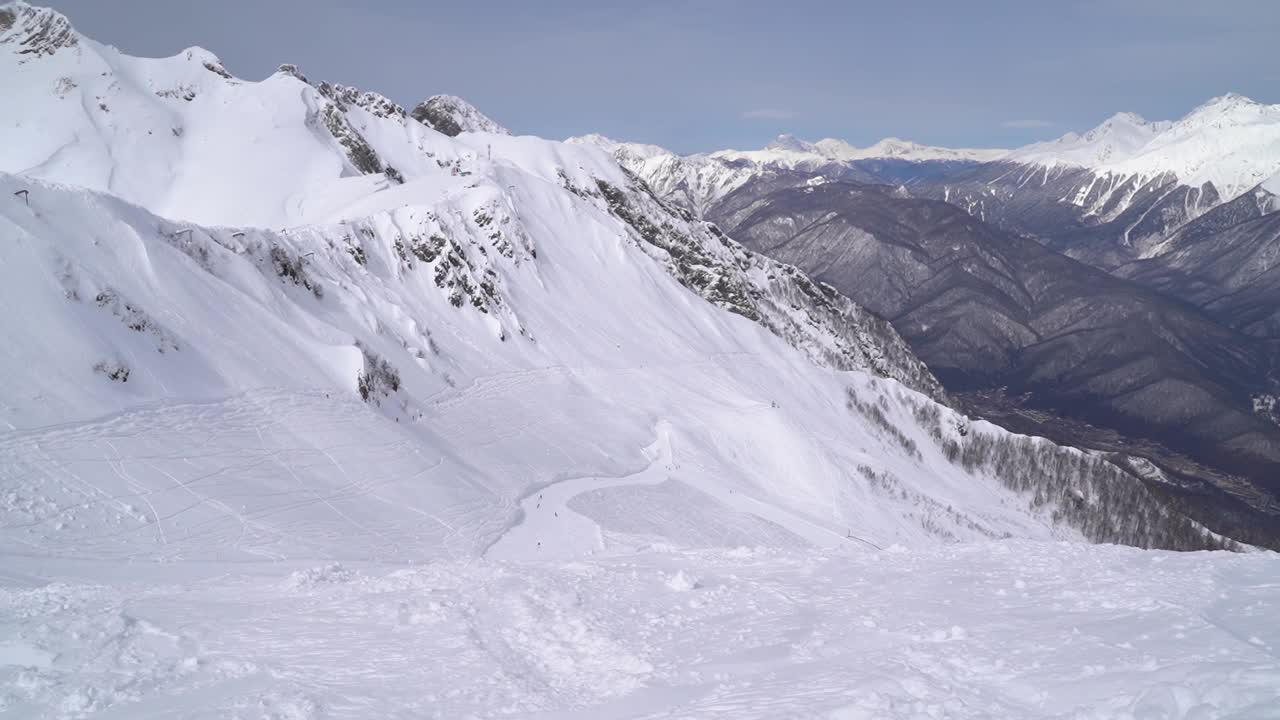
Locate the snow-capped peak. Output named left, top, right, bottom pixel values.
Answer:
left=566, top=134, right=674, bottom=163
left=0, top=1, right=77, bottom=56
left=1184, top=92, right=1263, bottom=118
left=835, top=137, right=1009, bottom=163
left=722, top=135, right=1007, bottom=165
left=410, top=94, right=510, bottom=137
left=1008, top=111, right=1171, bottom=167
left=1008, top=94, right=1280, bottom=201
left=572, top=131, right=1008, bottom=218
left=765, top=133, right=817, bottom=153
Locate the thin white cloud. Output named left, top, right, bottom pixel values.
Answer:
left=742, top=108, right=797, bottom=120
left=1002, top=119, right=1054, bottom=129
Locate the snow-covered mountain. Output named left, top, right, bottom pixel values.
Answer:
left=1010, top=94, right=1280, bottom=201
left=591, top=94, right=1280, bottom=263
left=726, top=134, right=1009, bottom=165
left=1007, top=111, right=1174, bottom=168
left=2, top=4, right=1273, bottom=716
left=592, top=94, right=1280, bottom=541
left=570, top=132, right=1006, bottom=217
left=411, top=93, right=511, bottom=137
left=916, top=94, right=1280, bottom=268
left=3, top=0, right=1221, bottom=553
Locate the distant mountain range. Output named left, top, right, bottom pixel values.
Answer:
left=582, top=94, right=1280, bottom=545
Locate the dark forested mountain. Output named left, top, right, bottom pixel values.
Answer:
left=896, top=96, right=1280, bottom=271
left=592, top=160, right=1280, bottom=542
left=579, top=96, right=1280, bottom=543
left=1115, top=190, right=1280, bottom=351
left=711, top=174, right=1280, bottom=499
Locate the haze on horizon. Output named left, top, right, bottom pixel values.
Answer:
left=34, top=0, right=1280, bottom=153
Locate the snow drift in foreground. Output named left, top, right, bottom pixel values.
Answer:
left=2, top=544, right=1278, bottom=718
left=0, top=3, right=1274, bottom=717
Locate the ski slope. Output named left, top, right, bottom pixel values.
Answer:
left=1, top=3, right=1277, bottom=717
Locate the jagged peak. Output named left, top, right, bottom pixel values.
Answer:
left=410, top=94, right=509, bottom=137
left=1191, top=92, right=1260, bottom=112
left=173, top=45, right=234, bottom=78
left=276, top=63, right=309, bottom=85
left=1009, top=109, right=1168, bottom=167
left=0, top=1, right=78, bottom=57
left=1176, top=92, right=1272, bottom=129
left=317, top=80, right=405, bottom=120
left=1094, top=111, right=1151, bottom=129
left=1076, top=111, right=1170, bottom=143
left=1007, top=92, right=1280, bottom=201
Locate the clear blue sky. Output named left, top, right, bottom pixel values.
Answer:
left=41, top=0, right=1280, bottom=153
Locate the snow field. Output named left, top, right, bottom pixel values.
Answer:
left=1, top=543, right=1278, bottom=718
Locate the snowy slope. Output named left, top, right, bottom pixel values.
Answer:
left=2, top=543, right=1278, bottom=718
left=3, top=162, right=1142, bottom=562
left=0, top=0, right=1233, bottom=565
left=0, top=4, right=1271, bottom=716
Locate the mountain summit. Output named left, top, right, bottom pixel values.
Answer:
left=1009, top=93, right=1280, bottom=199
left=410, top=94, right=510, bottom=137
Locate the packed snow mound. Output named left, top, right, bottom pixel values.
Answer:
left=410, top=93, right=510, bottom=137
left=1008, top=93, right=1280, bottom=202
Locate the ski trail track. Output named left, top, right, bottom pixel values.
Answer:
left=485, top=421, right=850, bottom=561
